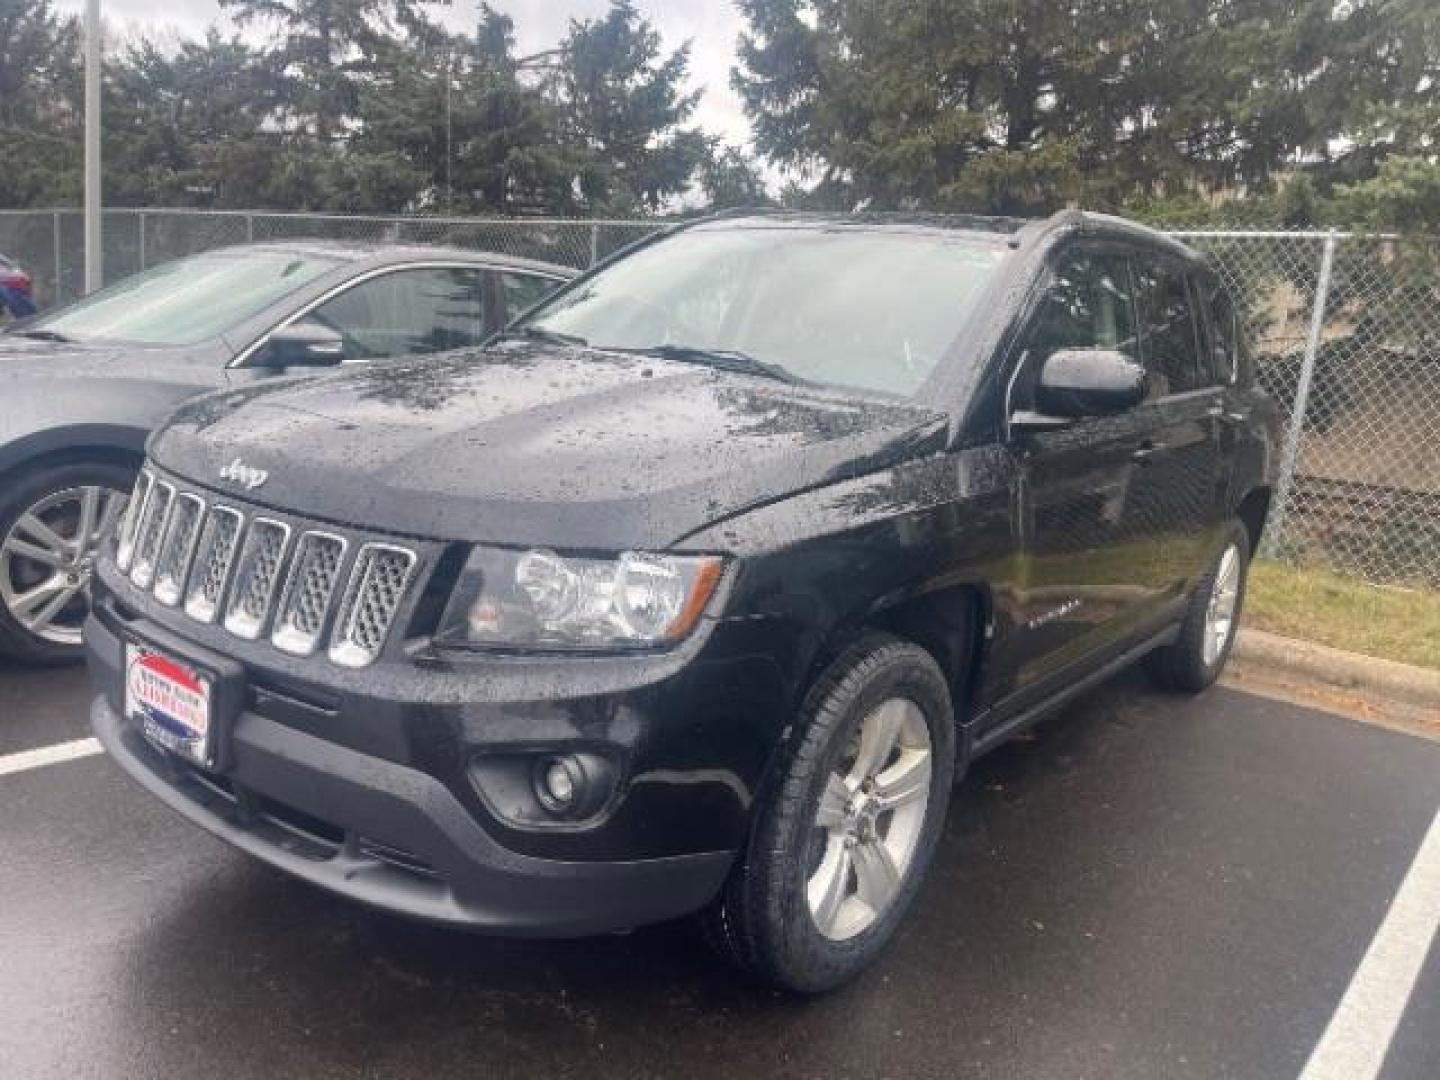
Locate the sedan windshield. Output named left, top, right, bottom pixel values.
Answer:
left=522, top=225, right=1009, bottom=396
left=27, top=249, right=342, bottom=346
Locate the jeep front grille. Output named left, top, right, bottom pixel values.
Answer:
left=115, top=469, right=420, bottom=668
left=272, top=532, right=347, bottom=657
left=329, top=545, right=419, bottom=669
left=114, top=471, right=154, bottom=572
left=129, top=481, right=175, bottom=591
left=185, top=506, right=243, bottom=624
left=223, top=519, right=292, bottom=640
left=153, top=493, right=205, bottom=606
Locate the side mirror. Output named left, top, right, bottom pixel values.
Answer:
left=254, top=323, right=345, bottom=368
left=1026, top=348, right=1145, bottom=423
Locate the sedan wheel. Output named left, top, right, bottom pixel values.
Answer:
left=0, top=485, right=127, bottom=649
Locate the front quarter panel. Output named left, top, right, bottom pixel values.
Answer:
left=0, top=353, right=230, bottom=475
left=679, top=445, right=1018, bottom=731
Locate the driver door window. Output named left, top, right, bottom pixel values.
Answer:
left=300, top=268, right=486, bottom=362
left=1016, top=249, right=1139, bottom=412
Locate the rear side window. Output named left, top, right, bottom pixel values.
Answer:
left=1197, top=276, right=1240, bottom=385
left=1133, top=258, right=1204, bottom=394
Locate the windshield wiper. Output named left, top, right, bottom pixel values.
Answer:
left=621, top=344, right=806, bottom=385
left=498, top=326, right=590, bottom=348
left=10, top=328, right=73, bottom=343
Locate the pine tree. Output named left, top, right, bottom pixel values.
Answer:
left=548, top=0, right=707, bottom=214
left=734, top=0, right=1440, bottom=215
left=0, top=0, right=82, bottom=207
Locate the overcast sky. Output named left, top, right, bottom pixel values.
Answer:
left=54, top=0, right=752, bottom=146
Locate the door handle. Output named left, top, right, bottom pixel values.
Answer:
left=1207, top=403, right=1247, bottom=422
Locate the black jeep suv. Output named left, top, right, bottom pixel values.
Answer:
left=85, top=212, right=1278, bottom=992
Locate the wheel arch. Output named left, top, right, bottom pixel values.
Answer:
left=0, top=426, right=148, bottom=483
left=806, top=582, right=992, bottom=770
left=1234, top=486, right=1271, bottom=559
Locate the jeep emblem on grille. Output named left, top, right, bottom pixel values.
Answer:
left=220, top=458, right=269, bottom=491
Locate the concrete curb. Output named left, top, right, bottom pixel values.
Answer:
left=1234, top=628, right=1440, bottom=711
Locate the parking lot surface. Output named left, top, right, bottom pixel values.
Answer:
left=1, top=662, right=1436, bottom=1080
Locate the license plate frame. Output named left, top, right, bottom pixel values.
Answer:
left=125, top=643, right=217, bottom=768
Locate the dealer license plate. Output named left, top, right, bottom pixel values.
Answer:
left=125, top=644, right=214, bottom=767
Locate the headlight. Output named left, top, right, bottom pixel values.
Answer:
left=436, top=547, right=725, bottom=651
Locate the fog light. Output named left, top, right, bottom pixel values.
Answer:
left=471, top=750, right=617, bottom=827
left=535, top=755, right=584, bottom=816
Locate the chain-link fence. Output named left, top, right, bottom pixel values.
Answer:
left=0, top=209, right=662, bottom=307
left=1178, top=231, right=1440, bottom=588
left=1, top=210, right=1437, bottom=587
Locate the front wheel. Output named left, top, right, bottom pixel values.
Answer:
left=0, top=461, right=133, bottom=665
left=1150, top=521, right=1251, bottom=693
left=702, top=634, right=957, bottom=993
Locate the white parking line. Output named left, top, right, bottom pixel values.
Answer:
left=1298, top=808, right=1440, bottom=1080
left=0, top=737, right=103, bottom=778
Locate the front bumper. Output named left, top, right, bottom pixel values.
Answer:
left=86, top=610, right=739, bottom=937
left=89, top=693, right=732, bottom=936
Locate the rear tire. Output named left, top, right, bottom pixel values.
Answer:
left=701, top=633, right=956, bottom=993
left=1150, top=521, right=1250, bottom=693
left=0, top=460, right=134, bottom=666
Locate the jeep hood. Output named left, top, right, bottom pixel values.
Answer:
left=149, top=345, right=949, bottom=551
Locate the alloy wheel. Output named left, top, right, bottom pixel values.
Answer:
left=1203, top=543, right=1242, bottom=667
left=0, top=485, right=127, bottom=646
left=807, top=697, right=934, bottom=941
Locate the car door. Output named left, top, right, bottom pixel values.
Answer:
left=1129, top=254, right=1230, bottom=596
left=999, top=243, right=1167, bottom=696
left=1193, top=271, right=1260, bottom=518
left=294, top=266, right=489, bottom=362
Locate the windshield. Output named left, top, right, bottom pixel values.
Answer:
left=28, top=249, right=342, bottom=346
left=522, top=225, right=1008, bottom=396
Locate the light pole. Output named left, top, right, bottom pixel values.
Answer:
left=84, top=0, right=102, bottom=293
left=444, top=49, right=454, bottom=213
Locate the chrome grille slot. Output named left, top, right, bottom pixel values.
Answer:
left=130, top=482, right=175, bottom=590
left=153, top=493, right=206, bottom=606
left=271, top=532, right=348, bottom=657
left=114, top=470, right=154, bottom=572
left=184, top=507, right=244, bottom=624
left=223, top=518, right=292, bottom=640
left=329, top=544, right=418, bottom=669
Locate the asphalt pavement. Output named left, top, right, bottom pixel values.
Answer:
left=1, top=661, right=1436, bottom=1080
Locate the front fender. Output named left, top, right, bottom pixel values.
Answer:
left=0, top=423, right=149, bottom=476
left=0, top=364, right=224, bottom=476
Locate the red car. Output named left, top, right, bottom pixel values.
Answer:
left=0, top=254, right=32, bottom=296
left=0, top=254, right=34, bottom=317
